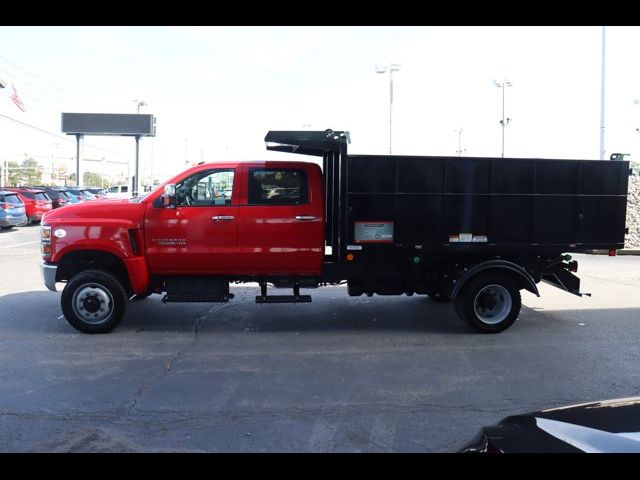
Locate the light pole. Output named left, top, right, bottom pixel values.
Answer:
left=494, top=79, right=513, bottom=158
left=454, top=128, right=466, bottom=157
left=0, top=78, right=6, bottom=188
left=376, top=63, right=400, bottom=154
left=132, top=100, right=148, bottom=195
left=600, top=26, right=606, bottom=160
left=133, top=99, right=147, bottom=114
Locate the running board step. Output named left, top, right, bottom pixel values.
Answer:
left=163, top=293, right=234, bottom=303
left=255, top=283, right=311, bottom=303
left=255, top=295, right=311, bottom=304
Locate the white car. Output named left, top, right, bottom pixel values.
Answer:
left=105, top=185, right=131, bottom=199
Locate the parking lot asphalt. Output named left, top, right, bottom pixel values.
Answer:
left=1, top=225, right=640, bottom=452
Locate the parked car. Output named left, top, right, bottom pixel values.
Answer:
left=35, top=187, right=72, bottom=209
left=0, top=190, right=27, bottom=230
left=2, top=187, right=52, bottom=224
left=85, top=187, right=107, bottom=199
left=66, top=188, right=97, bottom=202
left=105, top=184, right=131, bottom=199
left=458, top=396, right=640, bottom=453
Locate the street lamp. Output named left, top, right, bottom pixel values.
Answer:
left=494, top=79, right=513, bottom=158
left=376, top=63, right=401, bottom=154
left=1, top=78, right=6, bottom=187
left=454, top=128, right=466, bottom=157
left=133, top=99, right=147, bottom=114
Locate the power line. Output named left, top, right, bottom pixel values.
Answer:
left=0, top=66, right=90, bottom=113
left=0, top=112, right=70, bottom=141
left=0, top=54, right=105, bottom=111
left=0, top=113, right=131, bottom=157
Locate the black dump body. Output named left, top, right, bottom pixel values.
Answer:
left=348, top=155, right=629, bottom=255
left=266, top=130, right=629, bottom=263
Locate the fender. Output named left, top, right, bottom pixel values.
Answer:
left=47, top=219, right=150, bottom=294
left=450, top=259, right=540, bottom=299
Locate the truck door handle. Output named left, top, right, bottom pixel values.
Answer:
left=295, top=215, right=318, bottom=221
left=212, top=215, right=235, bottom=221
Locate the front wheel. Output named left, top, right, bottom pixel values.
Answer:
left=61, top=269, right=127, bottom=333
left=454, top=272, right=522, bottom=333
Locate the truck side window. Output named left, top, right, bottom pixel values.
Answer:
left=248, top=168, right=308, bottom=205
left=175, top=169, right=235, bottom=207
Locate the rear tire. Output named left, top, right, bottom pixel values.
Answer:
left=454, top=272, right=521, bottom=333
left=61, top=269, right=127, bottom=333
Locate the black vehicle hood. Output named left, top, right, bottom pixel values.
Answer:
left=460, top=397, right=640, bottom=453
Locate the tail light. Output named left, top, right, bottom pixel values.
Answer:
left=0, top=203, right=10, bottom=210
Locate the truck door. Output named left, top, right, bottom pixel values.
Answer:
left=237, top=164, right=324, bottom=275
left=145, top=168, right=238, bottom=274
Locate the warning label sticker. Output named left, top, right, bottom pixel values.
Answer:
left=354, top=221, right=394, bottom=243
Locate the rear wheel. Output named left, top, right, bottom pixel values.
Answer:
left=61, top=269, right=127, bottom=333
left=454, top=272, right=521, bottom=333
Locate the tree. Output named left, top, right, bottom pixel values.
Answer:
left=7, top=158, right=42, bottom=186
left=7, top=161, right=20, bottom=186
left=67, top=171, right=104, bottom=187
left=21, top=158, right=43, bottom=185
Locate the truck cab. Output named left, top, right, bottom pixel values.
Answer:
left=41, top=160, right=325, bottom=333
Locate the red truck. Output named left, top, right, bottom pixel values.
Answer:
left=40, top=130, right=629, bottom=334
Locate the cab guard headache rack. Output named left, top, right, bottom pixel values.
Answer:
left=265, top=129, right=351, bottom=261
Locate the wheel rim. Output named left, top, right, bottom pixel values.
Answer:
left=473, top=284, right=512, bottom=325
left=71, top=283, right=114, bottom=325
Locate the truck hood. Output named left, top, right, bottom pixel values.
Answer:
left=43, top=198, right=147, bottom=229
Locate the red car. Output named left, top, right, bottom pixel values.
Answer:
left=4, top=187, right=53, bottom=224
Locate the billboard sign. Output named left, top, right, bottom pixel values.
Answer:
left=62, top=113, right=156, bottom=136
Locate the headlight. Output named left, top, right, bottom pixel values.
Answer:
left=41, top=225, right=52, bottom=259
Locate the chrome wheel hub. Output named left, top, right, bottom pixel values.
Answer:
left=473, top=284, right=512, bottom=325
left=72, top=283, right=114, bottom=325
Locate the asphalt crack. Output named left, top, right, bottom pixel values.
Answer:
left=125, top=303, right=227, bottom=415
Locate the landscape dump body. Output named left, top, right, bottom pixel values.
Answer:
left=265, top=130, right=629, bottom=261
left=42, top=128, right=630, bottom=334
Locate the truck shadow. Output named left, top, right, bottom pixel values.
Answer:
left=4, top=289, right=640, bottom=336
left=125, top=291, right=471, bottom=334
left=1, top=289, right=468, bottom=334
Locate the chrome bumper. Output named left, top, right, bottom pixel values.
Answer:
left=40, top=261, right=58, bottom=292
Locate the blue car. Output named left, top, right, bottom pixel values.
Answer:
left=0, top=190, right=27, bottom=230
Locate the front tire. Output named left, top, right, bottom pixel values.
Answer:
left=454, top=272, right=522, bottom=333
left=61, top=269, right=127, bottom=333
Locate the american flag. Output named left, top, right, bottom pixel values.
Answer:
left=10, top=84, right=27, bottom=112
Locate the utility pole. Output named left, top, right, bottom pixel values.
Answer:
left=600, top=26, right=606, bottom=160
left=454, top=128, right=466, bottom=157
left=376, top=63, right=401, bottom=154
left=494, top=79, right=513, bottom=158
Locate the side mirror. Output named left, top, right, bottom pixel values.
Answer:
left=161, top=183, right=176, bottom=208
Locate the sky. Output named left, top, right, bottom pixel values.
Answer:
left=1, top=26, right=640, bottom=184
